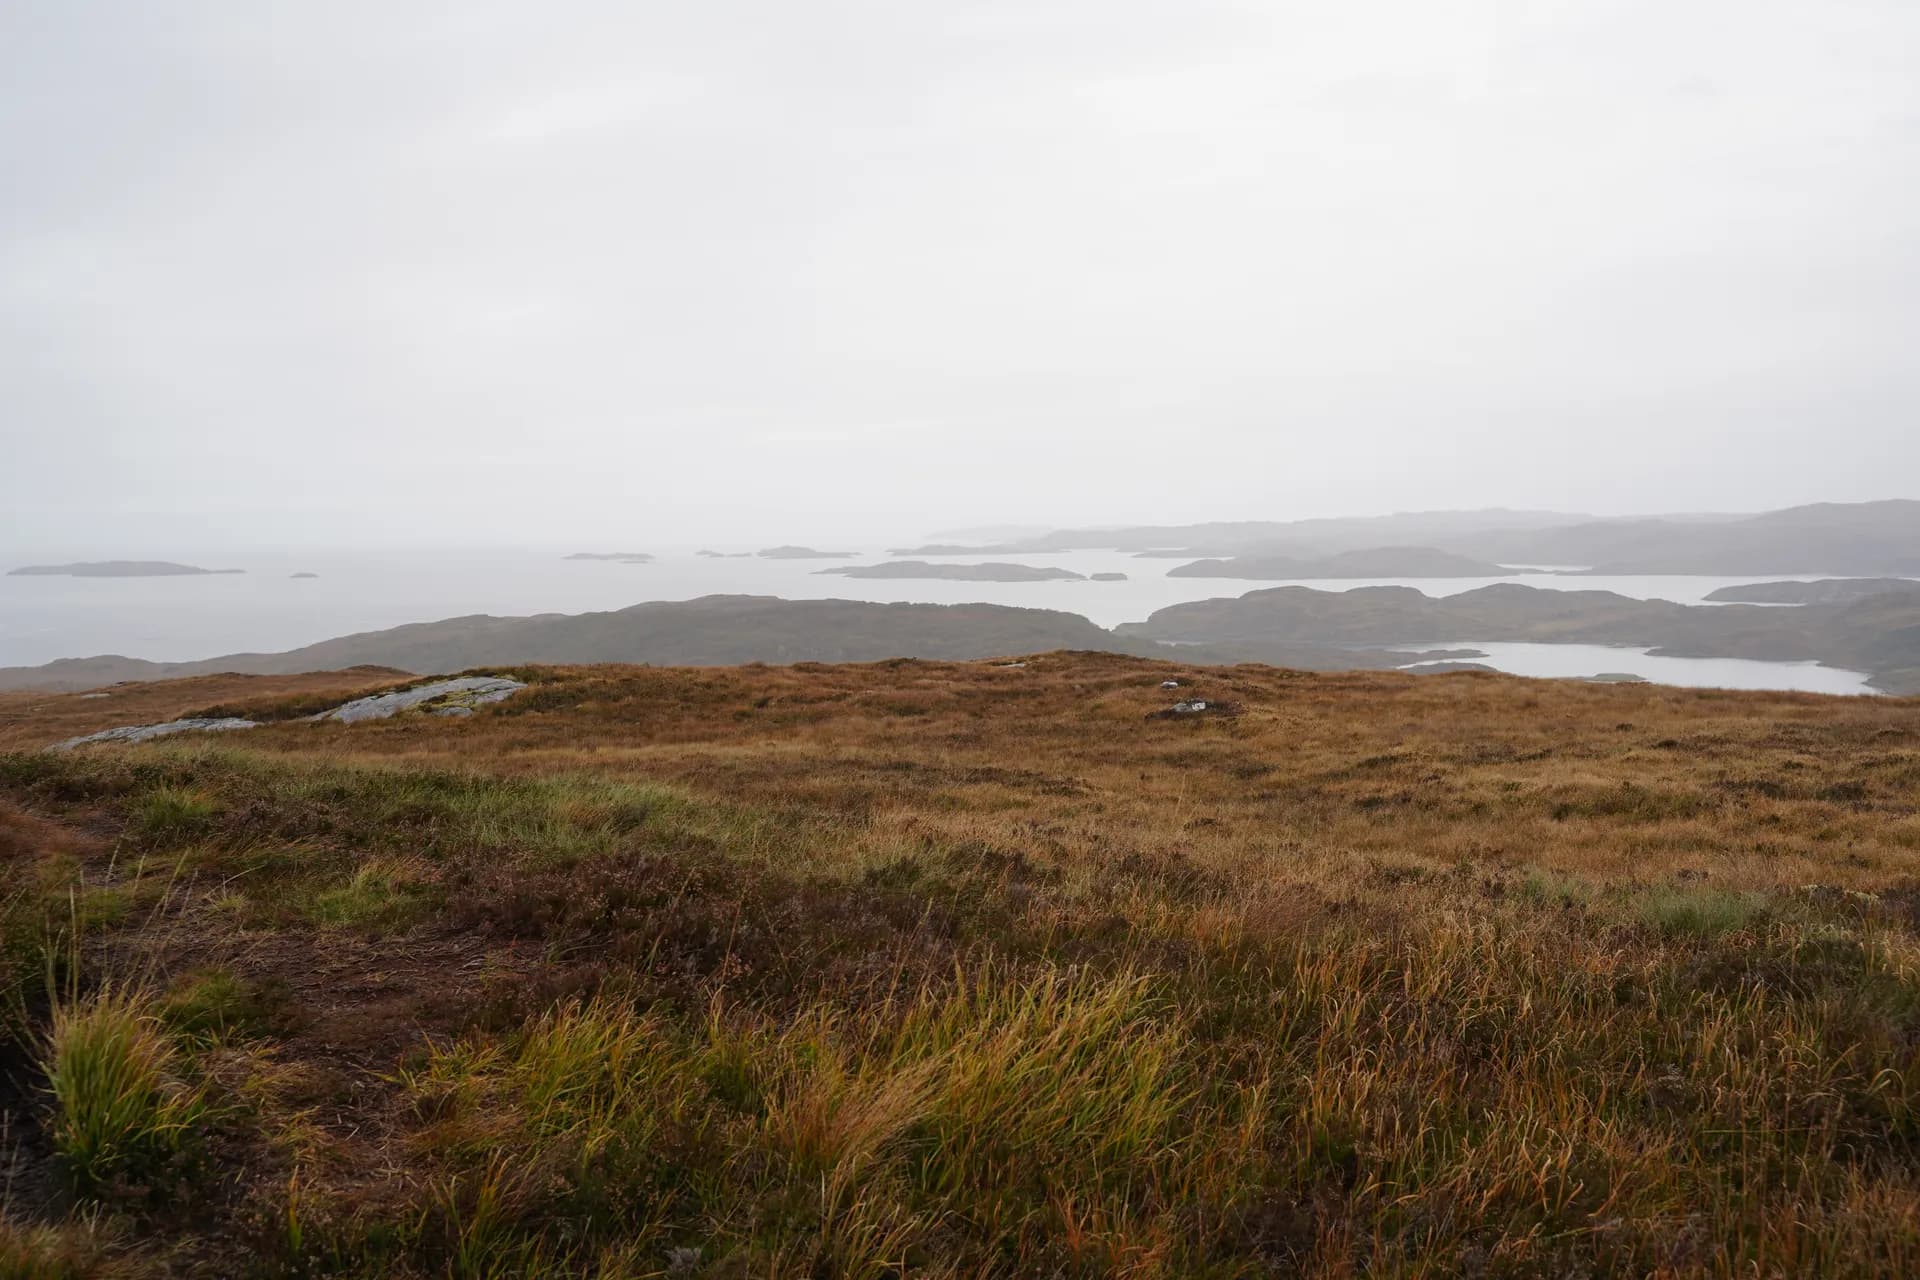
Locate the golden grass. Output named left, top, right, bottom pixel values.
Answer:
left=0, top=654, right=1917, bottom=1275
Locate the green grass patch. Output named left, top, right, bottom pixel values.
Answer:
left=8, top=745, right=751, bottom=878
left=44, top=985, right=206, bottom=1198
left=66, top=885, right=134, bottom=932
left=129, top=785, right=221, bottom=842
left=1519, top=868, right=1595, bottom=908
left=161, top=967, right=285, bottom=1044
left=1636, top=885, right=1766, bottom=938
left=301, top=859, right=430, bottom=930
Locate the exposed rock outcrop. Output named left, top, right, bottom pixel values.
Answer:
left=53, top=717, right=259, bottom=751
left=312, top=677, right=528, bottom=723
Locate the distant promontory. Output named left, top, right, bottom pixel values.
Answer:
left=1167, top=547, right=1510, bottom=580
left=9, top=561, right=244, bottom=578
left=816, top=561, right=1086, bottom=582
left=1703, top=579, right=1920, bottom=605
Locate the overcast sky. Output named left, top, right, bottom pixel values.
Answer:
left=3, top=0, right=1917, bottom=552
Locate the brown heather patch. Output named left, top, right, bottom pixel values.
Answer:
left=0, top=668, right=413, bottom=752
left=0, top=655, right=1918, bottom=1275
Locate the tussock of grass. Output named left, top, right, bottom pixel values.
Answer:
left=127, top=786, right=219, bottom=842
left=303, top=858, right=428, bottom=929
left=1638, top=885, right=1766, bottom=937
left=43, top=987, right=205, bottom=1197
left=1520, top=867, right=1595, bottom=907
left=160, top=968, right=282, bottom=1044
left=0, top=1219, right=115, bottom=1280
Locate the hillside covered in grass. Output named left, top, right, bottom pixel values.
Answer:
left=4, top=656, right=1920, bottom=1276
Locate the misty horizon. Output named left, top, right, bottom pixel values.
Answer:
left=2, top=498, right=1912, bottom=562
left=6, top=2, right=1920, bottom=555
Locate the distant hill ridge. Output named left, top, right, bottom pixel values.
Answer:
left=1166, top=547, right=1509, bottom=580
left=0, top=595, right=1431, bottom=693
left=1704, top=579, right=1920, bottom=605
left=897, top=499, right=1920, bottom=576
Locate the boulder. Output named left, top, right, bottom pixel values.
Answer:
left=312, top=676, right=527, bottom=723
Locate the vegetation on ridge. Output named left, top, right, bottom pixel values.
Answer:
left=1, top=654, right=1919, bottom=1275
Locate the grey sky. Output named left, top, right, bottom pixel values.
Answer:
left=3, top=1, right=1917, bottom=552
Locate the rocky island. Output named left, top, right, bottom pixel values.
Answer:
left=816, top=561, right=1086, bottom=582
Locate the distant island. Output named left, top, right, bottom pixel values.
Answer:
left=816, top=561, right=1086, bottom=582
left=290, top=572, right=320, bottom=579
left=1703, top=578, right=1920, bottom=605
left=884, top=544, right=989, bottom=556
left=1167, top=547, right=1510, bottom=580
left=8, top=561, right=244, bottom=578
left=565, top=552, right=654, bottom=564
left=1115, top=582, right=1920, bottom=693
left=1090, top=572, right=1128, bottom=581
left=696, top=550, right=753, bottom=558
left=758, top=545, right=857, bottom=559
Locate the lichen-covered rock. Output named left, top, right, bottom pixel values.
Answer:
left=313, top=676, right=526, bottom=723
left=53, top=717, right=259, bottom=751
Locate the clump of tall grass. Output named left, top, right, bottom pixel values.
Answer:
left=1638, top=885, right=1765, bottom=937
left=128, top=786, right=220, bottom=842
left=303, top=858, right=428, bottom=929
left=0, top=1217, right=114, bottom=1280
left=394, top=967, right=1262, bottom=1275
left=160, top=967, right=282, bottom=1045
left=43, top=986, right=206, bottom=1197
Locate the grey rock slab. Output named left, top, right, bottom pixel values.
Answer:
left=53, top=717, right=259, bottom=752
left=313, top=676, right=526, bottom=723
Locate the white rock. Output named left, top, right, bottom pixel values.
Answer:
left=53, top=718, right=259, bottom=752
left=313, top=676, right=526, bottom=723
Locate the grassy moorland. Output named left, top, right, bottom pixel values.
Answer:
left=3, top=655, right=1920, bottom=1277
